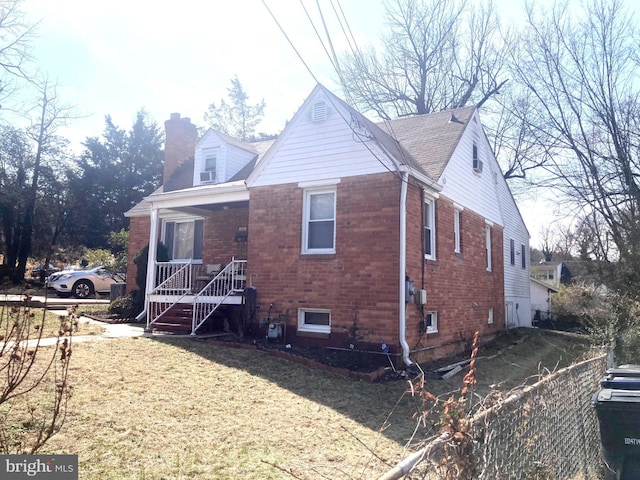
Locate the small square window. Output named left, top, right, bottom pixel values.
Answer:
left=298, top=309, right=331, bottom=334
left=425, top=311, right=438, bottom=333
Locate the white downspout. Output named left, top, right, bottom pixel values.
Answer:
left=398, top=171, right=412, bottom=366
left=139, top=205, right=159, bottom=327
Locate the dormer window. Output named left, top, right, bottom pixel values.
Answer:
left=201, top=148, right=218, bottom=183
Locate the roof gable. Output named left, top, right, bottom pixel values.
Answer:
left=246, top=84, right=433, bottom=188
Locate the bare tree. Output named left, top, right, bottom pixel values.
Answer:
left=340, top=0, right=509, bottom=120
left=0, top=0, right=36, bottom=106
left=0, top=294, right=73, bottom=454
left=507, top=0, right=640, bottom=279
left=13, top=79, right=74, bottom=282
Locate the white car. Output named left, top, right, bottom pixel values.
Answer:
left=47, top=266, right=125, bottom=299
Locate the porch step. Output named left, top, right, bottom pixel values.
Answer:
left=152, top=305, right=193, bottom=333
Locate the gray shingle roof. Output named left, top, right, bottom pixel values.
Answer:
left=381, top=106, right=476, bottom=180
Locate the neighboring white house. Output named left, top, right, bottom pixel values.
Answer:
left=530, top=277, right=558, bottom=325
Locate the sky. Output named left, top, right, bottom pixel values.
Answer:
left=7, top=0, right=560, bottom=246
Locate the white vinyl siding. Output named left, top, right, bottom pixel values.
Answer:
left=248, top=90, right=395, bottom=188
left=195, top=131, right=256, bottom=185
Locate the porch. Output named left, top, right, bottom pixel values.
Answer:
left=145, top=259, right=249, bottom=335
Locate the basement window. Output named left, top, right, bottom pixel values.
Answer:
left=425, top=311, right=438, bottom=333
left=298, top=308, right=331, bottom=334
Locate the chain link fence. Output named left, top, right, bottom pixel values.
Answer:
left=380, top=353, right=608, bottom=480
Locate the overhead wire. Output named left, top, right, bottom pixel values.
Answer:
left=260, top=0, right=321, bottom=85
left=298, top=0, right=337, bottom=73
left=260, top=0, right=400, bottom=176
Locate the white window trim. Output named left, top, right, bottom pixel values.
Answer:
left=454, top=208, right=461, bottom=253
left=488, top=307, right=494, bottom=325
left=485, top=223, right=492, bottom=272
left=426, top=311, right=438, bottom=334
left=424, top=197, right=436, bottom=260
left=298, top=308, right=331, bottom=334
left=302, top=187, right=336, bottom=254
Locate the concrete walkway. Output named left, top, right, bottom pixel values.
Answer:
left=1, top=294, right=148, bottom=348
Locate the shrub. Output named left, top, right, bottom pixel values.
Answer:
left=551, top=283, right=640, bottom=363
left=108, top=294, right=136, bottom=321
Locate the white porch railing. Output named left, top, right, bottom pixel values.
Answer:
left=192, top=260, right=247, bottom=333
left=146, top=259, right=247, bottom=334
left=147, top=262, right=193, bottom=329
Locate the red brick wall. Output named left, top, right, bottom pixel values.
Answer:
left=126, top=216, right=152, bottom=293
left=404, top=185, right=505, bottom=363
left=203, top=206, right=250, bottom=264
left=247, top=173, right=506, bottom=364
left=248, top=173, right=402, bottom=350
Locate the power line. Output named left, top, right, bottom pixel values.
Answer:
left=298, top=0, right=337, bottom=72
left=260, top=0, right=321, bottom=85
left=261, top=0, right=399, bottom=177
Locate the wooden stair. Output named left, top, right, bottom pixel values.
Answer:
left=151, top=304, right=193, bottom=333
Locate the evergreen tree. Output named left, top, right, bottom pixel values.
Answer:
left=69, top=109, right=163, bottom=249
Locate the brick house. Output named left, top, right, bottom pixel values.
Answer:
left=125, top=84, right=530, bottom=368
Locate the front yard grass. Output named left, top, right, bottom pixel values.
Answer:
left=42, top=337, right=418, bottom=479
left=30, top=328, right=595, bottom=479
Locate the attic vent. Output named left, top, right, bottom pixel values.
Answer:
left=312, top=102, right=327, bottom=123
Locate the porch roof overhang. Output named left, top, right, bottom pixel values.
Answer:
left=144, top=180, right=249, bottom=211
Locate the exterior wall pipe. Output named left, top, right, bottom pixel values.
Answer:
left=399, top=171, right=412, bottom=366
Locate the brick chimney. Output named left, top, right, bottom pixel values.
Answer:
left=163, top=113, right=198, bottom=184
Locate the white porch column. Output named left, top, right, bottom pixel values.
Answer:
left=144, top=205, right=159, bottom=329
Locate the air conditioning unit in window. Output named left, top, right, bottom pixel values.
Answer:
left=473, top=158, right=483, bottom=173
left=200, top=171, right=214, bottom=183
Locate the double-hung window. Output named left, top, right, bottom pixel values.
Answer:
left=485, top=223, right=492, bottom=272
left=424, top=198, right=436, bottom=260
left=510, top=239, right=515, bottom=266
left=521, top=244, right=527, bottom=269
left=302, top=188, right=336, bottom=254
left=164, top=219, right=204, bottom=261
left=453, top=206, right=462, bottom=253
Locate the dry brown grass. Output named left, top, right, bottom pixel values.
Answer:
left=42, top=337, right=418, bottom=479
left=25, top=328, right=592, bottom=479
left=42, top=309, right=106, bottom=337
